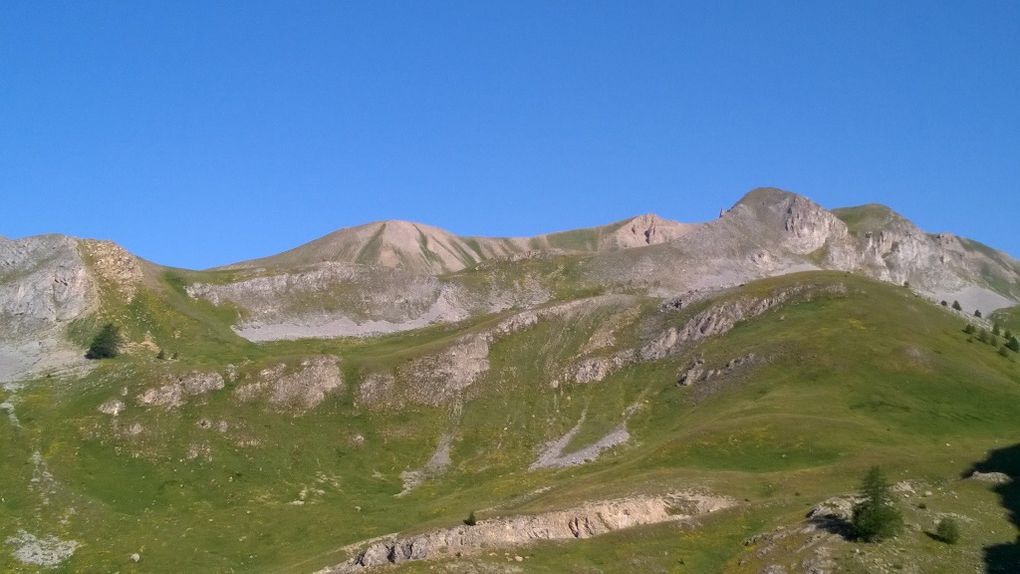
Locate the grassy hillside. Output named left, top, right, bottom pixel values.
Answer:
left=2, top=272, right=1019, bottom=573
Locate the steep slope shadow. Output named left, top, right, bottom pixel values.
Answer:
left=967, top=444, right=1020, bottom=573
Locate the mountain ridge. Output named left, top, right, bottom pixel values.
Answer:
left=218, top=212, right=693, bottom=274
left=2, top=187, right=1018, bottom=381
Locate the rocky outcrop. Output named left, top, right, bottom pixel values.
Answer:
left=235, top=356, right=344, bottom=411
left=187, top=261, right=554, bottom=342
left=600, top=213, right=692, bottom=249
left=397, top=334, right=491, bottom=406
left=560, top=284, right=843, bottom=388
left=137, top=371, right=225, bottom=409
left=79, top=239, right=144, bottom=301
left=321, top=492, right=735, bottom=572
left=641, top=283, right=848, bottom=361
left=967, top=470, right=1011, bottom=485
left=0, top=235, right=94, bottom=337
left=805, top=495, right=860, bottom=525
left=355, top=372, right=396, bottom=409
left=569, top=354, right=632, bottom=384
left=5, top=530, right=79, bottom=569
left=677, top=353, right=759, bottom=386
left=0, top=235, right=97, bottom=382
left=592, top=189, right=1019, bottom=315
left=731, top=188, right=852, bottom=256
left=97, top=399, right=125, bottom=416
left=187, top=263, right=474, bottom=340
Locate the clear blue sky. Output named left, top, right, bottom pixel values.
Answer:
left=2, top=2, right=1018, bottom=269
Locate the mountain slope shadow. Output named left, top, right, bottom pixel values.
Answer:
left=967, top=444, right=1020, bottom=573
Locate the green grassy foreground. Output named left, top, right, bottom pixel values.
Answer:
left=2, top=272, right=1019, bottom=573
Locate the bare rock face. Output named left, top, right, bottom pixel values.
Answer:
left=841, top=209, right=1020, bottom=310
left=322, top=492, right=735, bottom=572
left=186, top=261, right=554, bottom=342
left=78, top=239, right=144, bottom=301
left=397, top=334, right=491, bottom=406
left=137, top=371, right=225, bottom=409
left=602, top=213, right=692, bottom=249
left=592, top=189, right=1019, bottom=313
left=235, top=356, right=344, bottom=411
left=0, top=235, right=95, bottom=334
left=730, top=188, right=852, bottom=256
left=187, top=263, right=473, bottom=340
left=0, top=235, right=97, bottom=382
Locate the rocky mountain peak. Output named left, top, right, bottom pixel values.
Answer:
left=609, top=213, right=691, bottom=248
left=726, top=188, right=849, bottom=255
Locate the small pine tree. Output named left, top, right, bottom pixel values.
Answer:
left=977, top=330, right=989, bottom=344
left=952, top=300, right=962, bottom=311
left=852, top=466, right=903, bottom=542
left=975, top=309, right=983, bottom=318
left=464, top=511, right=477, bottom=526
left=1008, top=336, right=1020, bottom=353
left=86, top=323, right=121, bottom=359
left=963, top=324, right=976, bottom=334
left=940, top=300, right=948, bottom=307
left=1006, top=329, right=1015, bottom=340
left=993, top=323, right=1002, bottom=336
left=936, top=517, right=961, bottom=544
left=156, top=348, right=166, bottom=360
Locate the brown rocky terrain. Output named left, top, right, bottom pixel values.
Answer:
left=321, top=492, right=735, bottom=572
